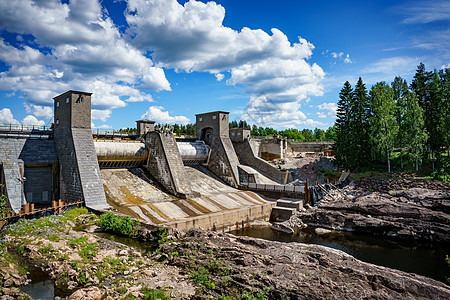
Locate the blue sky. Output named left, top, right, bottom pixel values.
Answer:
left=0, top=0, right=449, bottom=130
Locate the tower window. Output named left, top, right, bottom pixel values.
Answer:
left=56, top=101, right=59, bottom=107
left=66, top=97, right=69, bottom=103
left=212, top=115, right=216, bottom=120
left=56, top=119, right=59, bottom=125
left=199, top=117, right=203, bottom=122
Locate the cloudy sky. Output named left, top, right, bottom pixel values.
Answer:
left=0, top=0, right=448, bottom=130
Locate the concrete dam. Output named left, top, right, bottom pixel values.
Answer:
left=0, top=90, right=296, bottom=230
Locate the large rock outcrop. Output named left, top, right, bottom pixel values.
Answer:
left=160, top=229, right=450, bottom=299
left=298, top=174, right=450, bottom=243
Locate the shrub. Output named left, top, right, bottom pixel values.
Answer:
left=99, top=213, right=135, bottom=236
left=156, top=227, right=168, bottom=245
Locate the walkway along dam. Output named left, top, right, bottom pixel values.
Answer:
left=0, top=90, right=308, bottom=231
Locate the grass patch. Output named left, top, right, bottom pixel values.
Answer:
left=64, top=207, right=89, bottom=221
left=189, top=266, right=215, bottom=290
left=142, top=287, right=171, bottom=300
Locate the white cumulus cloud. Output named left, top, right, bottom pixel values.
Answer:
left=22, top=115, right=45, bottom=126
left=215, top=73, right=225, bottom=81
left=126, top=0, right=324, bottom=127
left=25, top=104, right=53, bottom=119
left=141, top=106, right=190, bottom=125
left=317, top=102, right=337, bottom=118
left=0, top=0, right=327, bottom=128
left=0, top=108, right=19, bottom=124
left=0, top=0, right=170, bottom=122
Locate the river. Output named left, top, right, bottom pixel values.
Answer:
left=232, top=226, right=449, bottom=283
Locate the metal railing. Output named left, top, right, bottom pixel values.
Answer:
left=240, top=182, right=305, bottom=194
left=0, top=124, right=53, bottom=139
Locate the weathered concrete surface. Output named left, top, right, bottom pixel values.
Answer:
left=208, top=136, right=240, bottom=187
left=161, top=229, right=450, bottom=299
left=0, top=138, right=58, bottom=212
left=233, top=138, right=293, bottom=184
left=296, top=175, right=450, bottom=243
left=145, top=131, right=193, bottom=198
left=238, top=164, right=278, bottom=184
left=101, top=166, right=275, bottom=230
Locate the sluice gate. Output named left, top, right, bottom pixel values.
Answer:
left=94, top=140, right=210, bottom=168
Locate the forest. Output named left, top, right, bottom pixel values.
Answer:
left=334, top=63, right=449, bottom=179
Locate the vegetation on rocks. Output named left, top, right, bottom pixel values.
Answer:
left=1, top=206, right=449, bottom=299
left=99, top=212, right=136, bottom=236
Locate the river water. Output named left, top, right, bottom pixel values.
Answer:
left=231, top=226, right=449, bottom=283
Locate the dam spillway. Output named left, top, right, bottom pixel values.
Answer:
left=101, top=165, right=274, bottom=230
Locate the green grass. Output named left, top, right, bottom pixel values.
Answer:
left=189, top=266, right=216, bottom=290
left=142, top=288, right=171, bottom=300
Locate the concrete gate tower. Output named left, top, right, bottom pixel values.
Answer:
left=53, top=91, right=109, bottom=209
left=196, top=111, right=240, bottom=187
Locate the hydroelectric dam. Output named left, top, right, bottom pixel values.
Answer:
left=0, top=90, right=302, bottom=231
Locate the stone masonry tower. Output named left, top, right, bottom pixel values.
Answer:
left=53, top=91, right=108, bottom=210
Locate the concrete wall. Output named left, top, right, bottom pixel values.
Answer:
left=232, top=139, right=292, bottom=184
left=259, top=138, right=285, bottom=160
left=0, top=138, right=58, bottom=212
left=145, top=131, right=193, bottom=198
left=207, top=136, right=240, bottom=187
left=164, top=201, right=275, bottom=231
left=287, top=141, right=333, bottom=155
left=230, top=128, right=251, bottom=142
left=24, top=166, right=53, bottom=204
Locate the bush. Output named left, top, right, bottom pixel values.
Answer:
left=99, top=213, right=135, bottom=236
left=156, top=227, right=168, bottom=245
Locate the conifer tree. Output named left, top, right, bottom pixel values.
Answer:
left=391, top=77, right=409, bottom=147
left=426, top=71, right=445, bottom=156
left=350, top=77, right=371, bottom=167
left=438, top=68, right=450, bottom=156
left=334, top=81, right=353, bottom=168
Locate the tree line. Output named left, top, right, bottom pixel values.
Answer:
left=334, top=63, right=449, bottom=174
left=229, top=120, right=335, bottom=141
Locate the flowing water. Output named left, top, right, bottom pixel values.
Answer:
left=232, top=226, right=449, bottom=283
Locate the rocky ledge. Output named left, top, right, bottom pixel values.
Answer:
left=295, top=174, right=450, bottom=243
left=1, top=207, right=449, bottom=299
left=159, top=229, right=450, bottom=299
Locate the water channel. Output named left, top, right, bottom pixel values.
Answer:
left=18, top=226, right=448, bottom=298
left=231, top=226, right=449, bottom=283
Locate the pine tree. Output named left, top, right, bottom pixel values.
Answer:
left=334, top=81, right=353, bottom=168
left=350, top=77, right=371, bottom=167
left=426, top=71, right=445, bottom=156
left=369, top=82, right=397, bottom=172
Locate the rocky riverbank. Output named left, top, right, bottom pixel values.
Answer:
left=293, top=173, right=450, bottom=243
left=1, top=207, right=449, bottom=299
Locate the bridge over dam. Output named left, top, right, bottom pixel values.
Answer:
left=0, top=90, right=306, bottom=231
